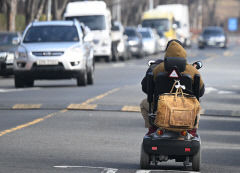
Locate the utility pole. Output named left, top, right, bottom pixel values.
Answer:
left=117, top=0, right=121, bottom=22
left=197, top=0, right=203, bottom=31
left=149, top=0, right=153, bottom=10
left=47, top=0, right=52, bottom=21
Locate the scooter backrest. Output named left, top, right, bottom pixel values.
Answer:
left=164, top=57, right=186, bottom=73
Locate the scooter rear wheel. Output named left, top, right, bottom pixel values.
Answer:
left=140, top=143, right=150, bottom=169
left=192, top=147, right=201, bottom=171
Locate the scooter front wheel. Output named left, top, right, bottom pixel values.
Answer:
left=140, top=143, right=150, bottom=169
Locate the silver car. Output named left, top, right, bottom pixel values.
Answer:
left=14, top=20, right=94, bottom=88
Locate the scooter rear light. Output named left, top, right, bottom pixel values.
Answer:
left=152, top=146, right=157, bottom=151
left=156, top=129, right=164, bottom=136
left=180, top=131, right=187, bottom=136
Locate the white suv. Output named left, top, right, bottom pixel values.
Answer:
left=14, top=20, right=94, bottom=88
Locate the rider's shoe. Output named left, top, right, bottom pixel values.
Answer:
left=146, top=127, right=157, bottom=136
left=187, top=128, right=197, bottom=137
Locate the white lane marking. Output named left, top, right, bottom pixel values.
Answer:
left=137, top=170, right=198, bottom=173
left=54, top=165, right=118, bottom=172
left=136, top=170, right=151, bottom=173
left=0, top=88, right=40, bottom=93
left=205, top=87, right=218, bottom=94
left=205, top=87, right=235, bottom=95
left=202, top=141, right=240, bottom=150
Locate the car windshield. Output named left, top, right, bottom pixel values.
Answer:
left=203, top=28, right=224, bottom=36
left=0, top=33, right=18, bottom=46
left=142, top=19, right=169, bottom=31
left=23, top=25, right=79, bottom=43
left=139, top=31, right=151, bottom=38
left=124, top=29, right=137, bottom=37
left=66, top=15, right=106, bottom=30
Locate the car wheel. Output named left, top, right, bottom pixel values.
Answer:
left=192, top=147, right=201, bottom=171
left=140, top=143, right=150, bottom=169
left=26, top=79, right=34, bottom=87
left=87, top=66, right=94, bottom=85
left=77, top=70, right=87, bottom=86
left=14, top=74, right=25, bottom=88
left=105, top=55, right=112, bottom=63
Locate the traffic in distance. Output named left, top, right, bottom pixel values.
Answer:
left=0, top=1, right=227, bottom=88
left=0, top=1, right=239, bottom=173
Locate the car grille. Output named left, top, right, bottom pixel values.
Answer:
left=32, top=51, right=64, bottom=56
left=32, top=62, right=65, bottom=71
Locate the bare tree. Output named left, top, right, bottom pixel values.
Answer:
left=52, top=0, right=70, bottom=20
left=5, top=0, right=17, bottom=31
left=25, top=0, right=48, bottom=25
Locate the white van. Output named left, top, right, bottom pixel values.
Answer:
left=156, top=4, right=191, bottom=47
left=64, top=1, right=112, bottom=62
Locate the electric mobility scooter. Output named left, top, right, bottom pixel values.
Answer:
left=140, top=58, right=202, bottom=171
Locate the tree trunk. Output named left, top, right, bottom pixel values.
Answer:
left=7, top=0, right=17, bottom=31
left=52, top=0, right=70, bottom=20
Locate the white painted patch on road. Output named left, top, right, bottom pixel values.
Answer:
left=0, top=87, right=40, bottom=93
left=218, top=90, right=234, bottom=94
left=54, top=165, right=118, bottom=173
left=112, top=63, right=125, bottom=68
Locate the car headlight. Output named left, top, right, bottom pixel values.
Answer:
left=128, top=40, right=138, bottom=46
left=16, top=47, right=28, bottom=59
left=218, top=36, right=225, bottom=42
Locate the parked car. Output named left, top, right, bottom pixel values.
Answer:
left=137, top=27, right=157, bottom=55
left=198, top=26, right=227, bottom=49
left=111, top=21, right=130, bottom=61
left=0, top=32, right=21, bottom=76
left=124, top=27, right=144, bottom=58
left=13, top=20, right=94, bottom=88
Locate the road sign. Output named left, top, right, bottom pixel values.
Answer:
left=228, top=18, right=238, bottom=31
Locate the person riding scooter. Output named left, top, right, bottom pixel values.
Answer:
left=140, top=39, right=205, bottom=135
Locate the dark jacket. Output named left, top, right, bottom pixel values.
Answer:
left=142, top=41, right=205, bottom=97
left=153, top=41, right=205, bottom=97
left=141, top=59, right=163, bottom=94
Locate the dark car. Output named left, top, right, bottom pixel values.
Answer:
left=0, top=32, right=21, bottom=76
left=198, top=26, right=227, bottom=49
left=124, top=27, right=144, bottom=58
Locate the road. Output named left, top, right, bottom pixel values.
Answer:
left=0, top=38, right=240, bottom=172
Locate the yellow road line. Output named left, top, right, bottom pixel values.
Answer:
left=12, top=104, right=42, bottom=109
left=1, top=88, right=121, bottom=137
left=121, top=106, right=140, bottom=112
left=81, top=88, right=120, bottom=105
left=0, top=110, right=67, bottom=137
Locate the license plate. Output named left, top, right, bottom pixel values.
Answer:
left=36, top=59, right=58, bottom=65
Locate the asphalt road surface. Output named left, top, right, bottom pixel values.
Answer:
left=0, top=38, right=240, bottom=173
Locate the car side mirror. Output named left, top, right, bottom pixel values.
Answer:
left=84, top=33, right=93, bottom=42
left=193, top=61, right=203, bottom=70
left=12, top=37, right=21, bottom=45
